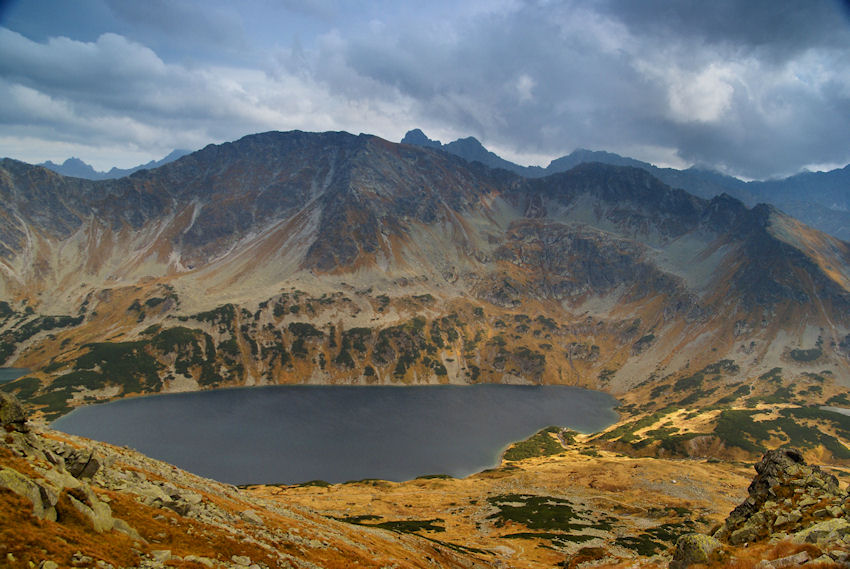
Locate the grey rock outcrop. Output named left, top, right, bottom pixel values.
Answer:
left=672, top=448, right=850, bottom=568
left=713, top=448, right=843, bottom=545
left=755, top=551, right=811, bottom=569
left=0, top=392, right=29, bottom=432
left=0, top=401, right=141, bottom=539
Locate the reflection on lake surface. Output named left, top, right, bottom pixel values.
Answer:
left=53, top=384, right=618, bottom=485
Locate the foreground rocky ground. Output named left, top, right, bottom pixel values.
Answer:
left=3, top=391, right=850, bottom=568
left=0, top=393, right=487, bottom=569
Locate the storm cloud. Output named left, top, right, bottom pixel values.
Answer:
left=1, top=0, right=848, bottom=178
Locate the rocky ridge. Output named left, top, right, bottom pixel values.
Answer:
left=401, top=128, right=850, bottom=242
left=672, top=447, right=850, bottom=568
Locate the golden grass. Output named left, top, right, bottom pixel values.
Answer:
left=0, top=488, right=140, bottom=568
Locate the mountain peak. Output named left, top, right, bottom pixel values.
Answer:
left=401, top=128, right=442, bottom=148
left=446, top=136, right=484, bottom=149
left=36, top=157, right=101, bottom=179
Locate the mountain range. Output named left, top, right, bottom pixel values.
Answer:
left=39, top=131, right=850, bottom=241
left=402, top=129, right=850, bottom=241
left=1, top=129, right=849, bottom=423
left=39, top=149, right=191, bottom=180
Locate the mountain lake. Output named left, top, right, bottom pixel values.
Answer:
left=52, top=384, right=618, bottom=485
left=0, top=368, right=29, bottom=382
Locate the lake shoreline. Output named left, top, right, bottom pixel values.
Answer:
left=52, top=383, right=619, bottom=485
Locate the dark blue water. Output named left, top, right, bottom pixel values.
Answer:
left=0, top=368, right=28, bottom=382
left=52, top=385, right=618, bottom=485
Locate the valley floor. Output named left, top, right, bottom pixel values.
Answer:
left=246, top=446, right=757, bottom=568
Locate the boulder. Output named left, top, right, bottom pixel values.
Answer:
left=183, top=556, right=215, bottom=568
left=67, top=493, right=115, bottom=532
left=0, top=466, right=54, bottom=520
left=62, top=448, right=101, bottom=479
left=71, top=552, right=94, bottom=567
left=773, top=510, right=802, bottom=527
left=150, top=550, right=172, bottom=563
left=0, top=392, right=28, bottom=432
left=669, top=533, right=723, bottom=569
left=38, top=465, right=82, bottom=491
left=113, top=517, right=144, bottom=542
left=242, top=509, right=264, bottom=525
left=791, top=517, right=850, bottom=546
left=755, top=551, right=810, bottom=569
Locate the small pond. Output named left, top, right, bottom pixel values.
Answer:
left=0, top=368, right=29, bottom=382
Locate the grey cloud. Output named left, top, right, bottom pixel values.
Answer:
left=104, top=0, right=247, bottom=60
left=335, top=3, right=663, bottom=144
left=0, top=29, right=241, bottom=149
left=0, top=22, right=415, bottom=165
left=276, top=0, right=343, bottom=21
left=306, top=0, right=850, bottom=178
left=1, top=0, right=849, bottom=179
left=601, top=0, right=850, bottom=58
left=0, top=29, right=166, bottom=90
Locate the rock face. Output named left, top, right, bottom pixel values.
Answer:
left=672, top=447, right=850, bottom=568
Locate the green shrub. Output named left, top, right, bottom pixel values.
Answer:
left=375, top=519, right=445, bottom=533
left=615, top=535, right=663, bottom=556
left=298, top=480, right=332, bottom=487
left=826, top=393, right=850, bottom=406
left=0, top=376, right=40, bottom=400
left=288, top=322, right=324, bottom=338
left=503, top=427, right=567, bottom=461
left=73, top=342, right=161, bottom=393
left=343, top=328, right=372, bottom=353
left=673, top=373, right=703, bottom=392
left=790, top=348, right=822, bottom=362
left=487, top=494, right=581, bottom=531
left=191, top=304, right=236, bottom=324
left=713, top=409, right=769, bottom=453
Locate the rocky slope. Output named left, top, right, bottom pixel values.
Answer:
left=0, top=393, right=489, bottom=569
left=1, top=130, right=849, bottom=433
left=670, top=447, right=850, bottom=568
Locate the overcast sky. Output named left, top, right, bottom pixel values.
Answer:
left=1, top=0, right=849, bottom=179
